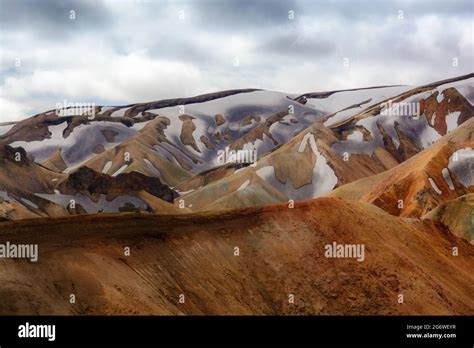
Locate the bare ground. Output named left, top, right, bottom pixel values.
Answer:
left=0, top=197, right=472, bottom=315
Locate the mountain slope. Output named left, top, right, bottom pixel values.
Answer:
left=0, top=197, right=472, bottom=315
left=1, top=73, right=472, bottom=218
left=0, top=144, right=181, bottom=217
left=177, top=74, right=473, bottom=212
left=423, top=194, right=474, bottom=244
left=329, top=118, right=474, bottom=220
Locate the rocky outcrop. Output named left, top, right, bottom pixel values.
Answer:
left=61, top=166, right=178, bottom=202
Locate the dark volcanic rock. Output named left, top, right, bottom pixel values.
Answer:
left=63, top=167, right=178, bottom=202
left=0, top=145, right=29, bottom=165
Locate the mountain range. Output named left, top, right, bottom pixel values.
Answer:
left=0, top=73, right=472, bottom=315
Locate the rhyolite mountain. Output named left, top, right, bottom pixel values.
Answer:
left=0, top=73, right=473, bottom=237
left=0, top=74, right=473, bottom=316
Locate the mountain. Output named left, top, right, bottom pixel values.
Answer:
left=329, top=118, right=473, bottom=220
left=423, top=194, right=474, bottom=243
left=1, top=73, right=473, bottom=315
left=175, top=74, right=474, bottom=212
left=1, top=73, right=473, bottom=221
left=0, top=197, right=472, bottom=315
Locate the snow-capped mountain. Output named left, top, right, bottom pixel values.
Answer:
left=0, top=73, right=473, bottom=223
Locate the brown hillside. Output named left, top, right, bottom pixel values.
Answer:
left=0, top=198, right=472, bottom=315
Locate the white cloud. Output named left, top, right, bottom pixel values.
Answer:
left=0, top=97, right=36, bottom=123
left=0, top=0, right=472, bottom=122
left=1, top=52, right=204, bottom=119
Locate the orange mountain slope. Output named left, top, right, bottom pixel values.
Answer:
left=0, top=197, right=472, bottom=315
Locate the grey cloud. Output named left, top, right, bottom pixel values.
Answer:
left=189, top=0, right=299, bottom=31
left=352, top=20, right=469, bottom=69
left=0, top=0, right=472, bottom=122
left=0, top=0, right=112, bottom=38
left=148, top=40, right=215, bottom=65
left=259, top=30, right=336, bottom=58
left=297, top=0, right=472, bottom=21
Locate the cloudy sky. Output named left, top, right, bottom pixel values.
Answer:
left=0, top=0, right=472, bottom=121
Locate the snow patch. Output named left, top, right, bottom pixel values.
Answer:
left=20, top=198, right=39, bottom=209
left=237, top=180, right=250, bottom=191
left=434, top=77, right=474, bottom=105
left=131, top=121, right=150, bottom=131
left=313, top=147, right=338, bottom=195
left=298, top=133, right=318, bottom=155
left=9, top=121, right=138, bottom=167
left=0, top=191, right=11, bottom=201
left=112, top=164, right=128, bottom=177
left=0, top=124, right=15, bottom=136
left=35, top=192, right=147, bottom=213
left=448, top=148, right=474, bottom=187
left=102, top=161, right=113, bottom=174
left=442, top=168, right=455, bottom=191
left=309, top=86, right=412, bottom=127
left=428, top=177, right=442, bottom=194
left=418, top=122, right=442, bottom=148
left=347, top=130, right=364, bottom=142
left=143, top=158, right=165, bottom=182
left=436, top=91, right=444, bottom=103
left=110, top=107, right=131, bottom=117
left=445, top=111, right=461, bottom=133
left=331, top=90, right=443, bottom=156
